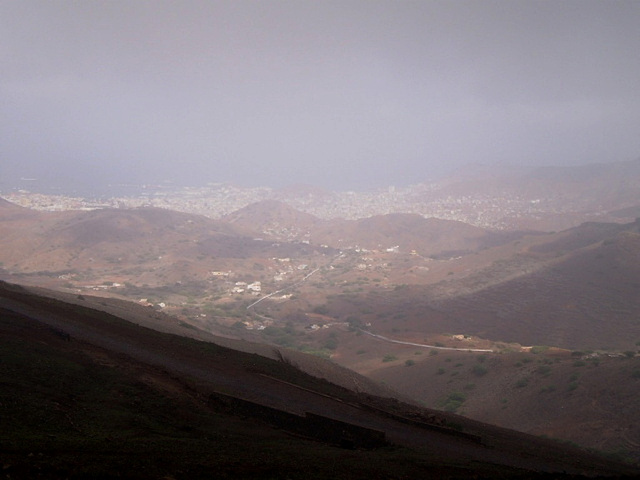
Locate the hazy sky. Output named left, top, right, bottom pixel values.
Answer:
left=1, top=0, right=639, bottom=193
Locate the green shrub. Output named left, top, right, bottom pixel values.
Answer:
left=382, top=354, right=398, bottom=363
left=405, top=359, right=415, bottom=367
left=530, top=346, right=549, bottom=354
left=439, top=392, right=466, bottom=413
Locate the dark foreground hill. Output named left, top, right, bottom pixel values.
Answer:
left=1, top=281, right=638, bottom=479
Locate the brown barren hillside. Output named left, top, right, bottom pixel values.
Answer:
left=309, top=213, right=528, bottom=256
left=222, top=199, right=322, bottom=240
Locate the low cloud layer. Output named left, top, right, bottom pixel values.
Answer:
left=2, top=1, right=639, bottom=192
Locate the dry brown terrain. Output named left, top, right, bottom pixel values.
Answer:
left=1, top=280, right=637, bottom=478
left=2, top=191, right=640, bottom=469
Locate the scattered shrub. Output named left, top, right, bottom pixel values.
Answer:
left=405, top=359, right=415, bottom=367
left=537, top=365, right=552, bottom=376
left=323, top=338, right=338, bottom=350
left=382, top=354, right=398, bottom=363
left=439, top=392, right=466, bottom=413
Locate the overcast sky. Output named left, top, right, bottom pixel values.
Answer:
left=1, top=0, right=639, bottom=193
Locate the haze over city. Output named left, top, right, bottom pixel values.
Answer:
left=3, top=4, right=640, bottom=474
left=2, top=0, right=640, bottom=194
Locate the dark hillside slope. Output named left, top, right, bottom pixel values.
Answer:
left=0, top=281, right=636, bottom=479
left=429, top=227, right=640, bottom=350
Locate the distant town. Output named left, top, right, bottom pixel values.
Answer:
left=1, top=180, right=578, bottom=231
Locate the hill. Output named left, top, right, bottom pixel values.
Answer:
left=223, top=199, right=322, bottom=241
left=0, top=280, right=636, bottom=479
left=308, top=213, right=527, bottom=256
left=363, top=344, right=640, bottom=464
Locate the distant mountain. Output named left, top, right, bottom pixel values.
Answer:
left=0, top=280, right=634, bottom=479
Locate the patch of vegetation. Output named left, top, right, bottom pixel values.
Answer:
left=573, top=360, right=586, bottom=367
left=515, top=377, right=529, bottom=388
left=438, top=392, right=466, bottom=413
left=540, top=385, right=557, bottom=394
left=297, top=345, right=332, bottom=359
left=405, top=359, right=415, bottom=367
left=323, top=337, right=338, bottom=350
left=536, top=365, right=552, bottom=376
left=568, top=381, right=579, bottom=391
left=471, top=364, right=488, bottom=377
left=436, top=368, right=446, bottom=375
left=382, top=354, right=398, bottom=363
left=312, top=304, right=329, bottom=315
left=429, top=349, right=439, bottom=356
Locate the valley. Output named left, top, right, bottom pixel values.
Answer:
left=2, top=159, right=640, bottom=470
